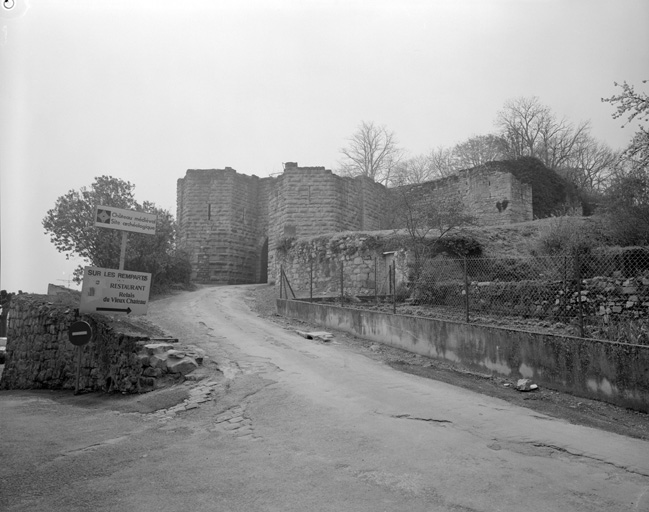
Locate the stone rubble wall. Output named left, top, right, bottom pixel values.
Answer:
left=276, top=233, right=409, bottom=298
left=413, top=272, right=649, bottom=325
left=469, top=274, right=649, bottom=320
left=0, top=294, right=202, bottom=393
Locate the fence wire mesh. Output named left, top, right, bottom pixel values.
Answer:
left=279, top=246, right=649, bottom=345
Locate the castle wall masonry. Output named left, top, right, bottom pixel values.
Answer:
left=177, top=162, right=533, bottom=284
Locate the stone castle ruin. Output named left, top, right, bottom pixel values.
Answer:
left=176, top=162, right=533, bottom=284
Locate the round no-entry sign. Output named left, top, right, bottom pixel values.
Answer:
left=68, top=321, right=93, bottom=346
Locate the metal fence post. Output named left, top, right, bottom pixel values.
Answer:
left=279, top=265, right=284, bottom=299
left=575, top=251, right=585, bottom=337
left=340, top=260, right=344, bottom=307
left=374, top=257, right=378, bottom=304
left=310, top=259, right=313, bottom=303
left=464, top=256, right=470, bottom=323
left=392, top=261, right=396, bottom=314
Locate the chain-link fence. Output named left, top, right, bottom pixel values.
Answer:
left=278, top=247, right=649, bottom=344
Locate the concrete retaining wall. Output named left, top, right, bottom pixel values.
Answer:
left=277, top=298, right=649, bottom=412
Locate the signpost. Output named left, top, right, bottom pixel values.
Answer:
left=79, top=266, right=152, bottom=316
left=95, top=206, right=157, bottom=235
left=74, top=206, right=157, bottom=395
left=68, top=320, right=93, bottom=395
left=95, top=206, right=157, bottom=270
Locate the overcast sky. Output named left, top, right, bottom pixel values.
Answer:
left=1, top=0, right=647, bottom=294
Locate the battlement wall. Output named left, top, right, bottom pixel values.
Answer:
left=177, top=162, right=533, bottom=284
left=177, top=168, right=268, bottom=284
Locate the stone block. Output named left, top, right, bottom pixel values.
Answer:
left=144, top=343, right=175, bottom=355
left=149, top=353, right=169, bottom=370
left=143, top=366, right=162, bottom=378
left=166, top=357, right=198, bottom=375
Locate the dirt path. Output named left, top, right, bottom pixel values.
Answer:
left=2, top=284, right=649, bottom=512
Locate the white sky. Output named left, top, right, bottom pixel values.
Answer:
left=1, top=0, right=648, bottom=293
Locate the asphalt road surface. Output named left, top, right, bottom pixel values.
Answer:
left=2, top=284, right=649, bottom=512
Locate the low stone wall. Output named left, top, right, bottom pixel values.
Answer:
left=277, top=298, right=649, bottom=412
left=0, top=294, right=202, bottom=393
left=420, top=273, right=649, bottom=323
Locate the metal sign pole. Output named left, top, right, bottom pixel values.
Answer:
left=69, top=320, right=93, bottom=395
left=75, top=345, right=82, bottom=395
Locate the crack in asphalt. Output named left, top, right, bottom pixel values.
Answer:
left=516, top=440, right=649, bottom=478
left=390, top=413, right=453, bottom=424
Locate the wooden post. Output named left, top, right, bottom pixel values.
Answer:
left=119, top=231, right=128, bottom=270
left=279, top=265, right=284, bottom=299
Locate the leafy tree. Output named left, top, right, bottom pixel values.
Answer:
left=42, top=176, right=191, bottom=291
left=600, top=166, right=649, bottom=245
left=602, top=80, right=649, bottom=175
left=338, top=121, right=403, bottom=185
left=600, top=80, right=649, bottom=244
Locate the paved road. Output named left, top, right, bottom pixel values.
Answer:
left=2, top=284, right=649, bottom=511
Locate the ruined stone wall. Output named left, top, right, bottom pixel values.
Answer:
left=275, top=233, right=409, bottom=298
left=0, top=295, right=201, bottom=393
left=177, top=168, right=268, bottom=284
left=461, top=166, right=533, bottom=225
left=400, top=167, right=533, bottom=227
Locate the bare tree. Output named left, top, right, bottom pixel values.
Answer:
left=427, top=146, right=460, bottom=178
left=560, top=136, right=618, bottom=192
left=496, top=96, right=591, bottom=170
left=390, top=154, right=436, bottom=187
left=338, top=121, right=403, bottom=185
left=391, top=187, right=475, bottom=276
left=452, top=134, right=508, bottom=169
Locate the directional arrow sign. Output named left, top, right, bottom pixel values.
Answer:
left=96, top=306, right=132, bottom=314
left=79, top=266, right=151, bottom=316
